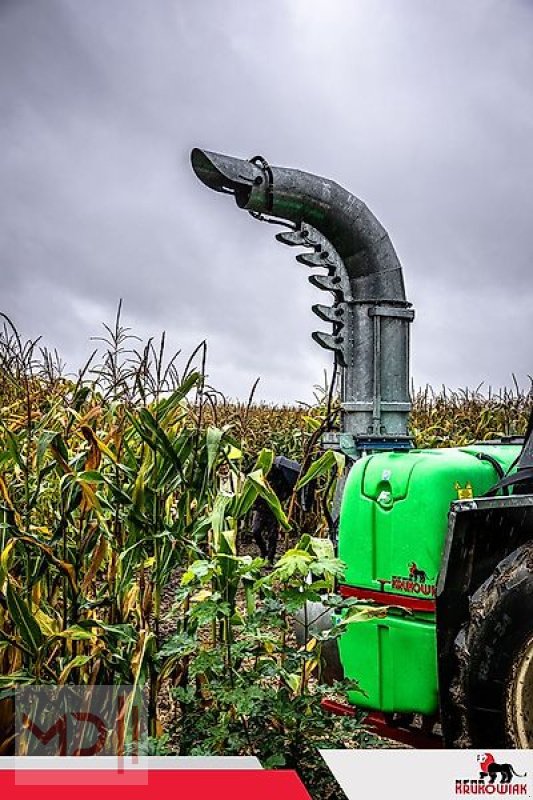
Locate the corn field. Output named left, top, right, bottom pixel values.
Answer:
left=0, top=311, right=530, bottom=794
left=206, top=382, right=531, bottom=456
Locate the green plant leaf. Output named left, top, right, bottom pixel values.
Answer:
left=295, top=450, right=345, bottom=490
left=247, top=470, right=290, bottom=531
left=252, top=448, right=274, bottom=474
left=6, top=580, right=43, bottom=654
left=206, top=426, right=223, bottom=474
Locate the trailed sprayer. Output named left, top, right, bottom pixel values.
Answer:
left=191, top=148, right=533, bottom=748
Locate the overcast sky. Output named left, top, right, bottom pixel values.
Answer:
left=0, top=0, right=532, bottom=403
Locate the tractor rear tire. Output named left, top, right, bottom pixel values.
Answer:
left=452, top=541, right=533, bottom=748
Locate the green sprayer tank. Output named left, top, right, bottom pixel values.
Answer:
left=337, top=443, right=520, bottom=715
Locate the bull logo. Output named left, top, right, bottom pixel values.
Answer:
left=408, top=561, right=427, bottom=583
left=386, top=561, right=437, bottom=597
left=477, top=753, right=527, bottom=784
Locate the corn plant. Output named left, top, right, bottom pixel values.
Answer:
left=0, top=311, right=339, bottom=754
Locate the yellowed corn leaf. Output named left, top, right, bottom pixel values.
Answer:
left=78, top=406, right=102, bottom=427
left=304, top=656, right=320, bottom=682
left=0, top=475, right=16, bottom=512
left=79, top=481, right=102, bottom=515
left=0, top=539, right=16, bottom=587
left=122, top=584, right=140, bottom=619
left=81, top=425, right=117, bottom=464
left=33, top=608, right=59, bottom=638
left=81, top=535, right=108, bottom=594
left=0, top=476, right=21, bottom=527
left=29, top=526, right=52, bottom=538
left=31, top=582, right=41, bottom=608
left=81, top=426, right=101, bottom=472
left=16, top=536, right=78, bottom=594
left=142, top=584, right=153, bottom=620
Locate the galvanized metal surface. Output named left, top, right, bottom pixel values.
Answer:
left=449, top=495, right=533, bottom=514
left=191, top=148, right=415, bottom=445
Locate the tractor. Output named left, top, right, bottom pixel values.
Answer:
left=191, top=148, right=533, bottom=749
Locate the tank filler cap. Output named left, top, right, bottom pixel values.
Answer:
left=376, top=488, right=394, bottom=509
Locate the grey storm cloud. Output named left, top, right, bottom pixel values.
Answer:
left=0, top=0, right=532, bottom=402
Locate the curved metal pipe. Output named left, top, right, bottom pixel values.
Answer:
left=191, top=148, right=406, bottom=303
left=191, top=147, right=414, bottom=442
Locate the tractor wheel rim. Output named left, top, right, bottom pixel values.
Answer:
left=507, top=633, right=533, bottom=748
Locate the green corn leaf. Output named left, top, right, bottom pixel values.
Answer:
left=50, top=433, right=70, bottom=465
left=155, top=371, right=200, bottom=420
left=247, top=470, right=290, bottom=531
left=6, top=580, right=43, bottom=654
left=0, top=671, right=35, bottom=690
left=56, top=626, right=96, bottom=641
left=36, top=430, right=60, bottom=473
left=253, top=448, right=274, bottom=475
left=206, top=426, right=223, bottom=474
left=13, top=534, right=78, bottom=594
left=58, top=654, right=94, bottom=685
left=295, top=450, right=345, bottom=490
left=130, top=408, right=185, bottom=481
left=210, top=494, right=233, bottom=537
left=232, top=478, right=259, bottom=520
left=154, top=535, right=179, bottom=590
left=0, top=424, right=26, bottom=472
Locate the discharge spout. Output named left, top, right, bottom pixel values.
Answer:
left=191, top=147, right=414, bottom=445
left=191, top=148, right=406, bottom=303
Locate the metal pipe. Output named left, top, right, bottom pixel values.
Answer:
left=191, top=148, right=406, bottom=303
left=191, top=148, right=414, bottom=443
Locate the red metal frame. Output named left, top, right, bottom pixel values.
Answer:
left=364, top=712, right=443, bottom=749
left=320, top=698, right=443, bottom=749
left=338, top=584, right=436, bottom=613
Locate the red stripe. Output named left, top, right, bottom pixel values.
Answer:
left=0, top=771, right=311, bottom=798
left=339, top=584, right=436, bottom=613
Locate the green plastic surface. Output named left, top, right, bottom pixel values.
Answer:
left=339, top=611, right=438, bottom=713
left=337, top=443, right=520, bottom=714
left=338, top=444, right=519, bottom=594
